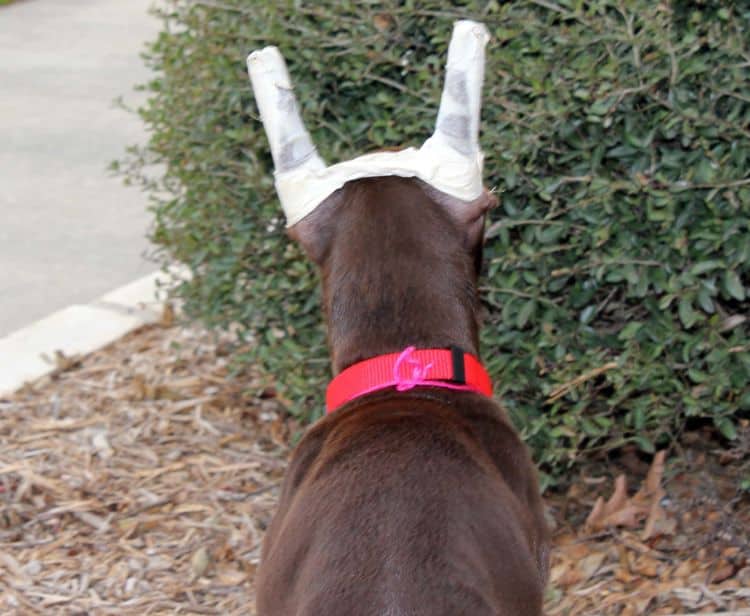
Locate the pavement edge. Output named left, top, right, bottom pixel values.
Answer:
left=0, top=267, right=187, bottom=396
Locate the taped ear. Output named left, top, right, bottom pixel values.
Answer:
left=419, top=20, right=490, bottom=196
left=246, top=46, right=326, bottom=177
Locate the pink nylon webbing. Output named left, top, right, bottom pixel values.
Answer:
left=325, top=346, right=492, bottom=413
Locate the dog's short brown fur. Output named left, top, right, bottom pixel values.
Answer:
left=256, top=176, right=549, bottom=615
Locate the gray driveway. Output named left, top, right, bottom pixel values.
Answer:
left=0, top=0, right=161, bottom=336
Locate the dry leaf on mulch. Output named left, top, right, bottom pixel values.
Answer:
left=584, top=450, right=676, bottom=540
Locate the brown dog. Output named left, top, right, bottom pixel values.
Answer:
left=247, top=21, right=549, bottom=616
left=256, top=177, right=549, bottom=615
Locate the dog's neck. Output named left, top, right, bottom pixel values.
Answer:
left=314, top=177, right=482, bottom=375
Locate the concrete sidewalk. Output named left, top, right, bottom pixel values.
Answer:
left=0, top=0, right=162, bottom=337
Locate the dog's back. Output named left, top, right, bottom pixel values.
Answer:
left=257, top=390, right=548, bottom=616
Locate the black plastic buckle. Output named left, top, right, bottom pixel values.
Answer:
left=450, top=346, right=466, bottom=385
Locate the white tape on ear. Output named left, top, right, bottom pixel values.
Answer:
left=427, top=20, right=490, bottom=157
left=247, top=47, right=325, bottom=175
left=247, top=21, right=489, bottom=228
left=271, top=147, right=482, bottom=226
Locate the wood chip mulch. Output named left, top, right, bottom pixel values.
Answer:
left=1, top=317, right=748, bottom=615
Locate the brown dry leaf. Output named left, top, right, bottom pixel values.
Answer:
left=557, top=566, right=583, bottom=588
left=615, top=567, right=637, bottom=584
left=161, top=302, right=175, bottom=327
left=736, top=566, right=750, bottom=587
left=577, top=551, right=607, bottom=582
left=602, top=501, right=650, bottom=528
left=710, top=561, right=736, bottom=584
left=563, top=542, right=590, bottom=562
left=672, top=559, right=698, bottom=581
left=131, top=373, right=150, bottom=400
left=633, top=594, right=655, bottom=615
left=585, top=452, right=672, bottom=533
left=215, top=564, right=247, bottom=585
left=586, top=474, right=649, bottom=530
left=637, top=450, right=666, bottom=500
left=550, top=560, right=572, bottom=585
left=190, top=546, right=211, bottom=580
left=642, top=500, right=677, bottom=540
left=631, top=554, right=661, bottom=578
left=619, top=605, right=637, bottom=616
left=50, top=349, right=82, bottom=372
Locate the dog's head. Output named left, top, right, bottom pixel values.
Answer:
left=246, top=20, right=494, bottom=266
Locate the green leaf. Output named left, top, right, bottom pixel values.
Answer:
left=697, top=289, right=715, bottom=314
left=688, top=368, right=709, bottom=384
left=633, top=407, right=645, bottom=430
left=517, top=299, right=537, bottom=329
left=690, top=260, right=724, bottom=276
left=724, top=270, right=746, bottom=301
left=714, top=417, right=737, bottom=441
left=694, top=158, right=717, bottom=183
left=633, top=435, right=655, bottom=454
left=618, top=321, right=643, bottom=340
left=579, top=305, right=596, bottom=325
left=658, top=294, right=676, bottom=310
left=678, top=298, right=699, bottom=328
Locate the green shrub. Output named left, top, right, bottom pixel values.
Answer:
left=118, top=0, right=750, bottom=486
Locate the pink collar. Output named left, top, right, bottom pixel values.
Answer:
left=325, top=346, right=493, bottom=414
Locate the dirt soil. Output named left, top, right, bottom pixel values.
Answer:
left=1, top=318, right=749, bottom=615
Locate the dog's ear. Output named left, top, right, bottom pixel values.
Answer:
left=286, top=189, right=344, bottom=265
left=422, top=184, right=497, bottom=246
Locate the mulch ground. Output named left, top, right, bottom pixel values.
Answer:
left=1, top=317, right=748, bottom=615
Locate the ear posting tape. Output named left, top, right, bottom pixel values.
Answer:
left=248, top=21, right=490, bottom=227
